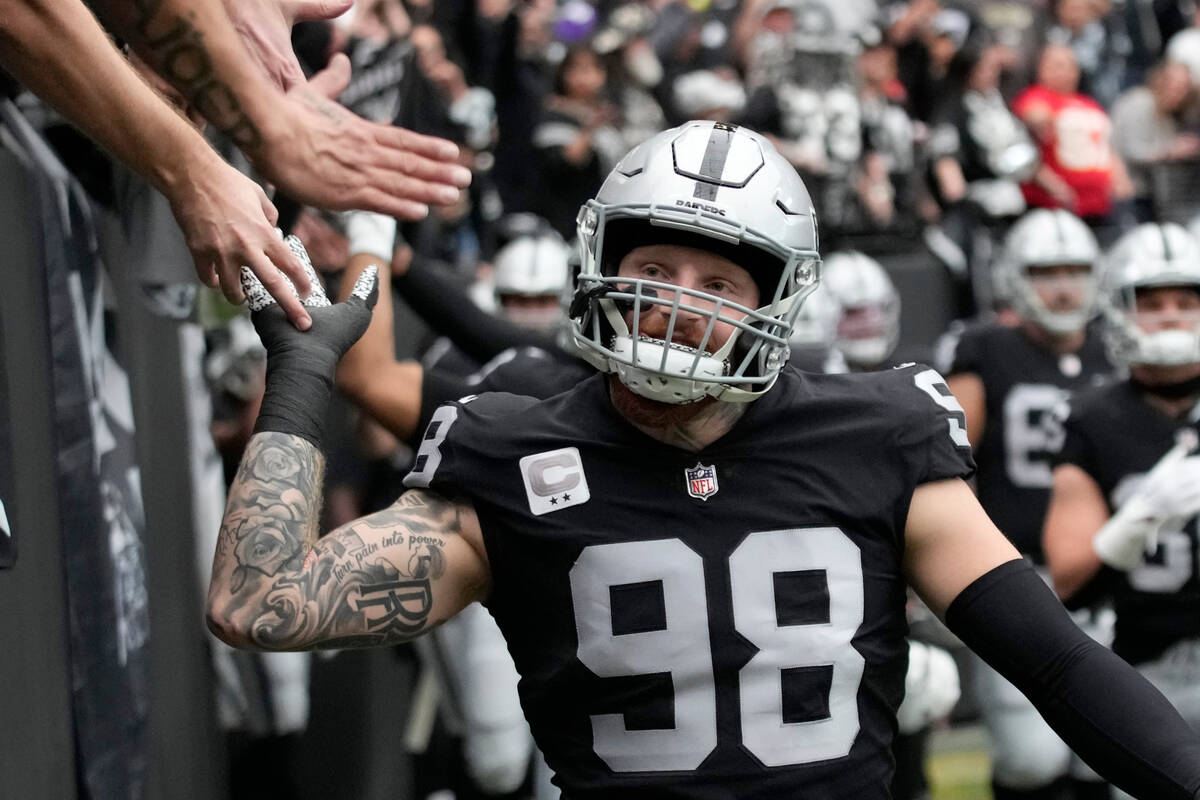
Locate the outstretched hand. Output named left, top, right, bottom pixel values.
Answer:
left=243, top=232, right=379, bottom=361
left=242, top=233, right=379, bottom=447
left=249, top=53, right=473, bottom=221
left=168, top=158, right=315, bottom=330
left=223, top=0, right=354, bottom=91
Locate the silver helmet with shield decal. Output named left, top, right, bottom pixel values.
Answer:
left=493, top=228, right=572, bottom=332
left=996, top=208, right=1099, bottom=334
left=569, top=121, right=821, bottom=403
left=1100, top=222, right=1200, bottom=367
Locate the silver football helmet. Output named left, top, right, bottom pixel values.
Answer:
left=822, top=251, right=900, bottom=368
left=788, top=281, right=840, bottom=350
left=996, top=209, right=1099, bottom=334
left=1100, top=222, right=1200, bottom=367
left=493, top=231, right=571, bottom=331
left=570, top=121, right=821, bottom=403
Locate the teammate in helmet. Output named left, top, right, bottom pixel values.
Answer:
left=786, top=280, right=850, bottom=373
left=1044, top=223, right=1200, bottom=800
left=492, top=230, right=573, bottom=333
left=822, top=250, right=903, bottom=370
left=210, top=122, right=1200, bottom=799
left=941, top=207, right=1115, bottom=800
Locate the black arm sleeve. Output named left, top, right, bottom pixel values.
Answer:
left=392, top=259, right=559, bottom=363
left=945, top=560, right=1200, bottom=800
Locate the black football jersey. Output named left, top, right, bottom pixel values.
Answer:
left=945, top=321, right=1112, bottom=560
left=404, top=365, right=974, bottom=798
left=1054, top=381, right=1200, bottom=666
left=415, top=346, right=596, bottom=437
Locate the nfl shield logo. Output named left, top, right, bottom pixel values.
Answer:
left=685, top=463, right=719, bottom=501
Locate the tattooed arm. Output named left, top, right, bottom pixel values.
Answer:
left=92, top=0, right=472, bottom=220
left=206, top=432, right=489, bottom=651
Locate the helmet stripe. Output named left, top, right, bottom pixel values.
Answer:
left=693, top=122, right=738, bottom=201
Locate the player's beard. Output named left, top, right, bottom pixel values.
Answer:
left=608, top=376, right=721, bottom=428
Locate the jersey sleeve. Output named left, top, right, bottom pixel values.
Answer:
left=894, top=364, right=977, bottom=484
left=402, top=392, right=540, bottom=496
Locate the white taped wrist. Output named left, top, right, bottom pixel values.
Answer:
left=345, top=211, right=396, bottom=262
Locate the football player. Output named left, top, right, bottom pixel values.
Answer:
left=941, top=207, right=1114, bottom=800
left=208, top=122, right=1200, bottom=799
left=821, top=250, right=903, bottom=371
left=1044, top=221, right=1200, bottom=800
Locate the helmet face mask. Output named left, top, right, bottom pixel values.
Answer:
left=998, top=209, right=1099, bottom=334
left=570, top=121, right=821, bottom=404
left=1100, top=223, right=1200, bottom=368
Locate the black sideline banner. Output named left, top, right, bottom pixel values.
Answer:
left=3, top=102, right=151, bottom=798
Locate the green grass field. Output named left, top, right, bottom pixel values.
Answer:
left=927, top=725, right=992, bottom=800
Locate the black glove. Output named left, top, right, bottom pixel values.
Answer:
left=242, top=234, right=378, bottom=449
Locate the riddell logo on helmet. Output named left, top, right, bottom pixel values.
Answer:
left=675, top=199, right=726, bottom=216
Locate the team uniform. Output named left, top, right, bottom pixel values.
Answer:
left=405, top=364, right=974, bottom=798
left=944, top=321, right=1112, bottom=561
left=1055, top=382, right=1200, bottom=673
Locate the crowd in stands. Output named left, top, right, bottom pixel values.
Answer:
left=10, top=1, right=1200, bottom=799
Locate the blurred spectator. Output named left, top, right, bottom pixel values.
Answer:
left=1166, top=4, right=1200, bottom=85
left=855, top=28, right=920, bottom=234
left=532, top=42, right=625, bottom=238
left=736, top=0, right=866, bottom=237
left=1013, top=43, right=1134, bottom=241
left=651, top=0, right=741, bottom=106
left=886, top=0, right=976, bottom=122
left=1110, top=59, right=1200, bottom=221
left=481, top=0, right=557, bottom=216
left=1040, top=0, right=1132, bottom=109
left=593, top=3, right=668, bottom=151
left=974, top=0, right=1043, bottom=98
left=673, top=68, right=747, bottom=121
left=926, top=39, right=1038, bottom=312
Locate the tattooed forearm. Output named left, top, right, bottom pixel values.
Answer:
left=122, top=0, right=261, bottom=147
left=209, top=433, right=471, bottom=651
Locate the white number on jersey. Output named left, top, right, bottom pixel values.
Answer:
left=1003, top=384, right=1069, bottom=488
left=569, top=527, right=865, bottom=773
left=913, top=368, right=970, bottom=447
left=405, top=404, right=460, bottom=488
